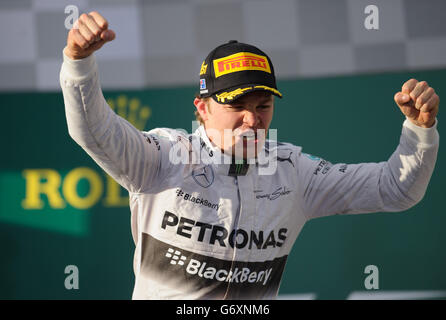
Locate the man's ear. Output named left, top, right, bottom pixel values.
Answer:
left=194, top=97, right=209, bottom=122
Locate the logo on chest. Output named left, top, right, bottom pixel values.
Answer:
left=192, top=165, right=215, bottom=188
left=254, top=186, right=292, bottom=201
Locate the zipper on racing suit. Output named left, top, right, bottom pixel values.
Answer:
left=223, top=176, right=242, bottom=299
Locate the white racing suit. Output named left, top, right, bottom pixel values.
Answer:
left=60, top=53, right=439, bottom=300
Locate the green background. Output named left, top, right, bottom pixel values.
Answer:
left=1, top=68, right=444, bottom=299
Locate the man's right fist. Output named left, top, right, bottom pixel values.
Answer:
left=64, top=11, right=115, bottom=60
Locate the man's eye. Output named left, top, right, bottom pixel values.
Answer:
left=257, top=105, right=271, bottom=109
left=230, top=106, right=244, bottom=110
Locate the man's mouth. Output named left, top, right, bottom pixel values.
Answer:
left=228, top=129, right=267, bottom=159
left=242, top=132, right=256, bottom=139
left=235, top=129, right=257, bottom=140
left=242, top=133, right=258, bottom=143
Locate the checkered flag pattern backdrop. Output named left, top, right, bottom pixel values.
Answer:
left=0, top=0, right=445, bottom=91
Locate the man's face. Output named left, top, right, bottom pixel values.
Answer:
left=195, top=91, right=274, bottom=159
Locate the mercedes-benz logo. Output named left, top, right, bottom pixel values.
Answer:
left=192, top=165, right=215, bottom=188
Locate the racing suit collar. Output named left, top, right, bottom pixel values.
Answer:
left=196, top=125, right=260, bottom=176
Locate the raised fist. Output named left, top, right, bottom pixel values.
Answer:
left=394, top=79, right=439, bottom=128
left=64, top=11, right=115, bottom=60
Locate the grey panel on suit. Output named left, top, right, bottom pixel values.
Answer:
left=0, top=63, right=35, bottom=91
left=405, top=0, right=446, bottom=38
left=354, top=43, right=407, bottom=72
left=297, top=0, right=350, bottom=45
left=195, top=2, right=244, bottom=52
left=36, top=12, right=69, bottom=59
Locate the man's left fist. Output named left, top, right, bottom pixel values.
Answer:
left=394, top=79, right=439, bottom=128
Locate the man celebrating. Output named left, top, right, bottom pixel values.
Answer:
left=61, top=12, right=439, bottom=299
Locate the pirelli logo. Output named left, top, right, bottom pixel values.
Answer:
left=213, top=52, right=271, bottom=78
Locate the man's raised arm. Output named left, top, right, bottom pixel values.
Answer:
left=60, top=12, right=167, bottom=193
left=298, top=79, right=439, bottom=220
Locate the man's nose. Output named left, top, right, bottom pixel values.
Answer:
left=243, top=109, right=259, bottom=127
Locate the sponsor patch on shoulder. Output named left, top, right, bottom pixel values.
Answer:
left=142, top=132, right=160, bottom=151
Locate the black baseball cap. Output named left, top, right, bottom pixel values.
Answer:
left=198, top=40, right=282, bottom=104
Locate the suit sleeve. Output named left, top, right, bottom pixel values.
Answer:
left=60, top=52, right=172, bottom=193
left=297, top=118, right=439, bottom=220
